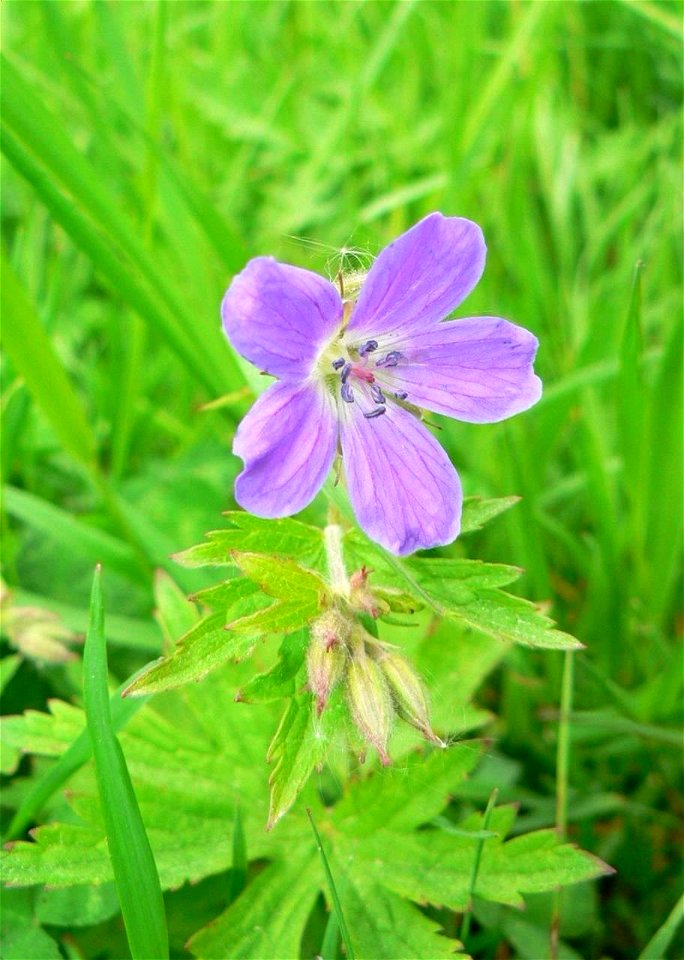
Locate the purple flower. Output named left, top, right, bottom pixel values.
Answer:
left=221, top=213, right=541, bottom=555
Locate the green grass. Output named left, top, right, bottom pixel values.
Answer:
left=1, top=1, right=682, bottom=958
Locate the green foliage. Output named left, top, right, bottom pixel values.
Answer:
left=2, top=1, right=681, bottom=957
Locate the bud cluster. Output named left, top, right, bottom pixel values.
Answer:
left=306, top=565, right=443, bottom=765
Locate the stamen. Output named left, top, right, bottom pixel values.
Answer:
left=331, top=357, right=345, bottom=370
left=363, top=407, right=386, bottom=419
left=358, top=339, right=378, bottom=357
left=341, top=362, right=352, bottom=383
left=370, top=384, right=386, bottom=405
left=394, top=390, right=408, bottom=400
left=341, top=382, right=354, bottom=403
left=376, top=351, right=402, bottom=368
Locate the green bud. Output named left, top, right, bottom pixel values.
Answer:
left=346, top=642, right=394, bottom=765
left=375, top=648, right=444, bottom=747
left=307, top=609, right=350, bottom=715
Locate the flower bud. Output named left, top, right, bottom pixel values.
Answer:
left=346, top=644, right=394, bottom=765
left=375, top=649, right=444, bottom=747
left=307, top=609, right=350, bottom=715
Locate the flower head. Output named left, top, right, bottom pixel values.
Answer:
left=221, top=213, right=541, bottom=555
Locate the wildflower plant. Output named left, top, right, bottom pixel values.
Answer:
left=1, top=215, right=611, bottom=959
left=111, top=215, right=587, bottom=814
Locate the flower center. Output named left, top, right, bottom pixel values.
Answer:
left=322, top=337, right=409, bottom=419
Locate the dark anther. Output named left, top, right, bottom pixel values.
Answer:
left=331, top=357, right=345, bottom=370
left=359, top=339, right=378, bottom=357
left=370, top=384, right=386, bottom=405
left=341, top=382, right=354, bottom=403
left=363, top=407, right=386, bottom=419
left=394, top=390, right=408, bottom=400
left=376, top=351, right=402, bottom=368
left=341, top=362, right=352, bottom=383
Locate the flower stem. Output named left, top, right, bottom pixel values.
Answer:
left=324, top=523, right=350, bottom=597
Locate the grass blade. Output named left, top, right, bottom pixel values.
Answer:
left=638, top=893, right=684, bottom=960
left=307, top=808, right=355, bottom=960
left=1, top=255, right=96, bottom=470
left=83, top=566, right=168, bottom=960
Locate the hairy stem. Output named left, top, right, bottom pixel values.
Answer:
left=324, top=523, right=350, bottom=597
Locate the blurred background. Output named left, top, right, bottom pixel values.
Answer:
left=1, top=1, right=682, bottom=957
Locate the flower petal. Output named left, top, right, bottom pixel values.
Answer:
left=346, top=213, right=486, bottom=342
left=340, top=403, right=462, bottom=555
left=233, top=381, right=337, bottom=517
left=388, top=316, right=542, bottom=423
left=222, top=257, right=343, bottom=379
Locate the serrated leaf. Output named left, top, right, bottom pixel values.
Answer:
left=228, top=598, right=319, bottom=637
left=1, top=666, right=281, bottom=889
left=342, top=817, right=610, bottom=912
left=123, top=581, right=267, bottom=697
left=449, top=590, right=583, bottom=650
left=173, top=514, right=325, bottom=569
left=267, top=691, right=343, bottom=830
left=460, top=496, right=520, bottom=534
left=340, top=879, right=463, bottom=959
left=410, top=558, right=523, bottom=597
left=233, top=552, right=329, bottom=602
left=333, top=744, right=481, bottom=836
left=1, top=700, right=85, bottom=757
left=187, top=847, right=319, bottom=959
left=236, top=630, right=308, bottom=703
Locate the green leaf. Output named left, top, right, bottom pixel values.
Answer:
left=333, top=745, right=481, bottom=836
left=460, top=496, right=520, bottom=534
left=267, top=692, right=342, bottom=830
left=35, top=883, right=120, bottom=929
left=187, top=847, right=319, bottom=959
left=339, top=814, right=610, bottom=912
left=448, top=590, right=584, bottom=650
left=123, top=589, right=262, bottom=698
left=0, top=889, right=62, bottom=960
left=233, top=552, right=330, bottom=602
left=227, top=553, right=330, bottom=638
left=340, top=879, right=462, bottom=959
left=173, top=514, right=325, bottom=569
left=236, top=630, right=308, bottom=703
left=153, top=569, right=199, bottom=652
left=82, top=567, right=168, bottom=960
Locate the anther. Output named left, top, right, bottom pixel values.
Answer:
left=359, top=339, right=378, bottom=357
left=370, top=384, right=386, bottom=405
left=341, top=382, right=354, bottom=403
left=376, top=351, right=402, bottom=368
left=394, top=391, right=408, bottom=400
left=331, top=357, right=345, bottom=370
left=363, top=407, right=386, bottom=419
left=341, top=362, right=352, bottom=383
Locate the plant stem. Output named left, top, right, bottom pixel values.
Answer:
left=324, top=523, right=350, bottom=597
